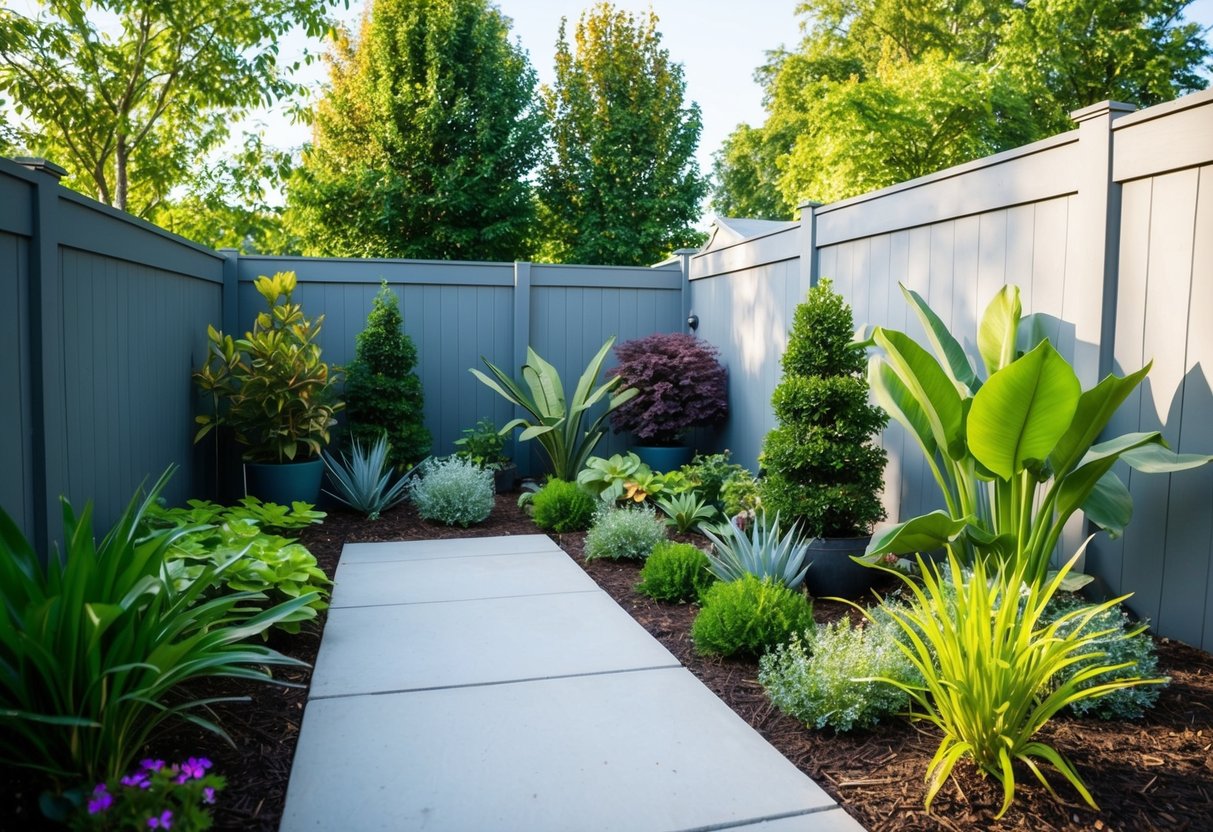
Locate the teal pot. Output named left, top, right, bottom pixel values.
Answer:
left=244, top=459, right=325, bottom=505
left=633, top=445, right=693, bottom=472
left=804, top=536, right=877, bottom=599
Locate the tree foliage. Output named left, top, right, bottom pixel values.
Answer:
left=285, top=0, right=543, bottom=260
left=0, top=0, right=336, bottom=217
left=712, top=0, right=1211, bottom=212
left=537, top=3, right=707, bottom=266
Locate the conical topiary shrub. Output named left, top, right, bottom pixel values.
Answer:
left=759, top=278, right=888, bottom=538
left=345, top=282, right=430, bottom=469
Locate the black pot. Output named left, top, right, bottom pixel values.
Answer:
left=804, top=536, right=877, bottom=599
left=244, top=459, right=324, bottom=505
left=493, top=463, right=519, bottom=494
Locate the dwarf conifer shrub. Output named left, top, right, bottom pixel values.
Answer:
left=759, top=615, right=919, bottom=731
left=408, top=457, right=493, bottom=527
left=691, top=575, right=815, bottom=658
left=760, top=279, right=888, bottom=537
left=584, top=503, right=667, bottom=561
left=636, top=541, right=716, bottom=602
left=345, top=283, right=430, bottom=469
left=531, top=479, right=596, bottom=533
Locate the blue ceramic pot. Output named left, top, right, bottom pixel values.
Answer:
left=632, top=445, right=694, bottom=473
left=244, top=459, right=324, bottom=505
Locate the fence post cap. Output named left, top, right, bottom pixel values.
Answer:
left=1070, top=100, right=1136, bottom=124
left=12, top=157, right=69, bottom=180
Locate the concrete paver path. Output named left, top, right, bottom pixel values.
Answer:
left=281, top=535, right=865, bottom=832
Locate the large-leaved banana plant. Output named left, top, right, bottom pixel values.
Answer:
left=862, top=284, right=1211, bottom=585
left=471, top=339, right=639, bottom=481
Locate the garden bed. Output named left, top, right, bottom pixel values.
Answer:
left=9, top=493, right=1211, bottom=831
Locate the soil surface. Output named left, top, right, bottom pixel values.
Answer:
left=7, top=493, right=1213, bottom=831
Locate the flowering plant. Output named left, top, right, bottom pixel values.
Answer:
left=73, top=757, right=225, bottom=831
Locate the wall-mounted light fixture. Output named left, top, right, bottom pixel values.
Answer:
left=687, top=313, right=699, bottom=331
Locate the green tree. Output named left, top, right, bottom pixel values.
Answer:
left=712, top=0, right=1210, bottom=211
left=537, top=3, right=706, bottom=266
left=285, top=0, right=543, bottom=260
left=344, top=283, right=430, bottom=469
left=710, top=123, right=792, bottom=220
left=759, top=279, right=888, bottom=538
left=0, top=0, right=335, bottom=217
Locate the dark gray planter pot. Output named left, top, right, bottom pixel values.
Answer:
left=633, top=445, right=693, bottom=472
left=244, top=459, right=324, bottom=506
left=804, top=536, right=877, bottom=599
left=493, top=463, right=519, bottom=494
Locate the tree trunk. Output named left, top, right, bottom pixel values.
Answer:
left=115, top=137, right=129, bottom=212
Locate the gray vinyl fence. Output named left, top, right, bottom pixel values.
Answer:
left=688, top=90, right=1213, bottom=649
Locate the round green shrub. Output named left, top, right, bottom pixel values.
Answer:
left=531, top=479, right=596, bottom=532
left=691, top=575, right=815, bottom=658
left=408, top=457, right=494, bottom=527
left=636, top=541, right=716, bottom=602
left=759, top=279, right=888, bottom=537
left=759, top=615, right=919, bottom=732
left=584, top=503, right=667, bottom=561
left=1043, top=595, right=1167, bottom=720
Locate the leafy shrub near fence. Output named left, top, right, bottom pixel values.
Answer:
left=584, top=503, right=667, bottom=561
left=531, top=479, right=596, bottom=533
left=691, top=575, right=814, bottom=659
left=636, top=541, right=716, bottom=602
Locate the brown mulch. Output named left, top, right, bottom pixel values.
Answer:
left=7, top=492, right=1213, bottom=831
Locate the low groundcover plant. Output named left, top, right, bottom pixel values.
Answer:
left=408, top=456, right=494, bottom=527
left=74, top=756, right=225, bottom=831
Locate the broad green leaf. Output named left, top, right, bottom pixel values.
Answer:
left=978, top=284, right=1021, bottom=375
left=873, top=327, right=966, bottom=459
left=968, top=341, right=1080, bottom=479
left=1120, top=443, right=1213, bottom=474
left=1047, top=569, right=1096, bottom=593
left=1049, top=363, right=1152, bottom=477
left=868, top=356, right=938, bottom=458
left=866, top=511, right=969, bottom=556
left=900, top=284, right=980, bottom=392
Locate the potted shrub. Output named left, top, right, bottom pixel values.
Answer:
left=759, top=279, right=889, bottom=598
left=606, top=332, right=728, bottom=470
left=454, top=417, right=518, bottom=493
left=194, top=271, right=343, bottom=504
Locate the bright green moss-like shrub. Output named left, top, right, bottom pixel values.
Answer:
left=1043, top=595, right=1167, bottom=720
left=584, top=503, right=667, bottom=561
left=636, top=541, right=716, bottom=602
left=691, top=575, right=815, bottom=658
left=408, top=457, right=494, bottom=527
left=531, top=479, right=596, bottom=532
left=759, top=615, right=919, bottom=732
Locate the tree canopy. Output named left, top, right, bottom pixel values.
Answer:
left=712, top=0, right=1211, bottom=214
left=0, top=0, right=336, bottom=217
left=284, top=0, right=544, bottom=260
left=536, top=3, right=706, bottom=266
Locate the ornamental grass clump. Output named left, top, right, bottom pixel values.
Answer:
left=531, top=479, right=596, bottom=533
left=408, top=457, right=494, bottom=527
left=691, top=574, right=815, bottom=659
left=759, top=615, right=919, bottom=732
left=636, top=541, right=716, bottom=602
left=864, top=546, right=1166, bottom=819
left=322, top=434, right=414, bottom=519
left=583, top=503, right=667, bottom=560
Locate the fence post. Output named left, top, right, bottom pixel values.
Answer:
left=16, top=158, right=68, bottom=558
left=512, top=261, right=532, bottom=474
left=219, top=249, right=240, bottom=338
left=673, top=248, right=697, bottom=333
left=798, top=201, right=821, bottom=292
left=1066, top=100, right=1136, bottom=384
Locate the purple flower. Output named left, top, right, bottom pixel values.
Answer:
left=202, top=786, right=216, bottom=805
left=86, top=784, right=112, bottom=814
left=180, top=757, right=212, bottom=780
left=121, top=771, right=150, bottom=789
left=140, top=758, right=166, bottom=772
left=147, top=809, right=173, bottom=829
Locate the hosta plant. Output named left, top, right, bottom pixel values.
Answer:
left=691, top=575, right=815, bottom=659
left=154, top=496, right=324, bottom=533
left=577, top=452, right=644, bottom=502
left=0, top=470, right=313, bottom=787
left=862, top=544, right=1165, bottom=818
left=322, top=435, right=415, bottom=519
left=701, top=512, right=810, bottom=589
left=471, top=339, right=638, bottom=480
left=862, top=283, right=1212, bottom=585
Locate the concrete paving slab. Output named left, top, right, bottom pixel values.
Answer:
left=728, top=808, right=868, bottom=831
left=282, top=668, right=835, bottom=832
left=330, top=549, right=599, bottom=608
left=310, top=591, right=678, bottom=697
left=340, top=534, right=557, bottom=564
